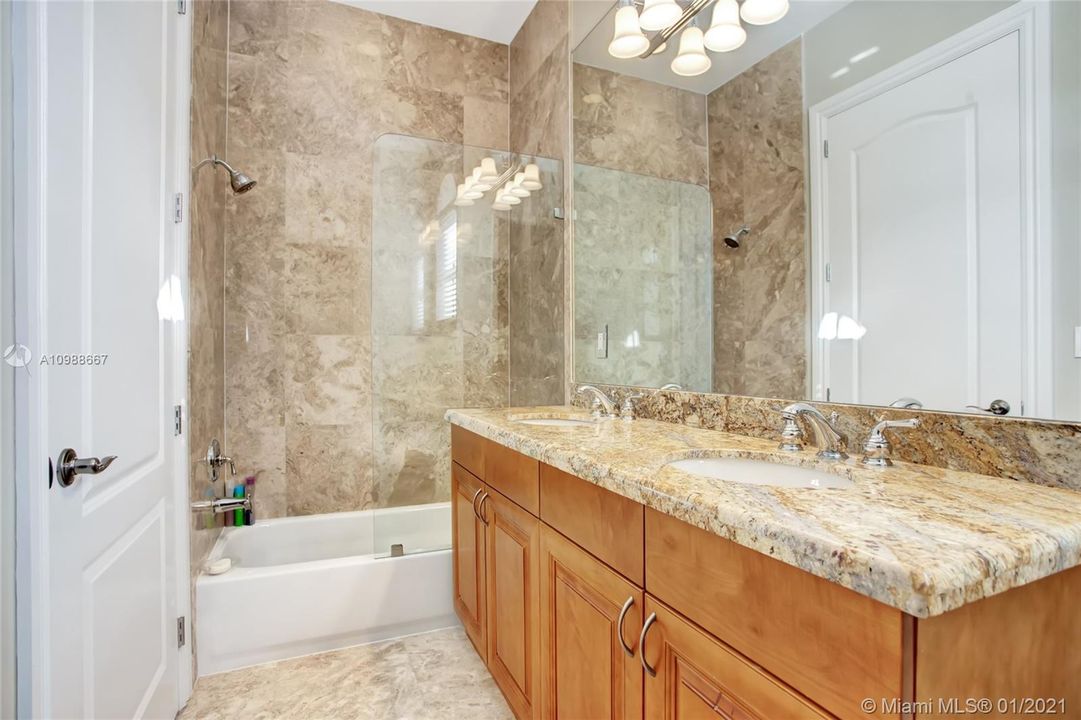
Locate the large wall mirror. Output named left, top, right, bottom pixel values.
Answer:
left=571, top=0, right=1081, bottom=421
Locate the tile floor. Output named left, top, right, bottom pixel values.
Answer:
left=178, top=627, right=513, bottom=720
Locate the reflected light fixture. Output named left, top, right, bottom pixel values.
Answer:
left=608, top=0, right=649, bottom=59
left=671, top=19, right=711, bottom=77
left=520, top=163, right=543, bottom=191
left=740, top=0, right=789, bottom=26
left=704, top=0, right=746, bottom=53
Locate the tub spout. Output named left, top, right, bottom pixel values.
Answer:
left=191, top=496, right=251, bottom=514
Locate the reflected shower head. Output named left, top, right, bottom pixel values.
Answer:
left=724, top=225, right=750, bottom=249
left=207, top=155, right=257, bottom=195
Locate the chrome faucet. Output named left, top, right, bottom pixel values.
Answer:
left=861, top=418, right=920, bottom=467
left=779, top=403, right=848, bottom=460
left=577, top=385, right=617, bottom=418
left=191, top=496, right=251, bottom=514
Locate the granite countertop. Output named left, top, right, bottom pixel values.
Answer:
left=445, top=405, right=1081, bottom=618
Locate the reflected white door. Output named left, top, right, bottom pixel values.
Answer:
left=818, top=29, right=1029, bottom=415
left=25, top=1, right=183, bottom=717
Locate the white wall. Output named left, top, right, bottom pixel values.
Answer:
left=802, top=0, right=1014, bottom=108
left=1051, top=0, right=1081, bottom=418
left=0, top=0, right=15, bottom=716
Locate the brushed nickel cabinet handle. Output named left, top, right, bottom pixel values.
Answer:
left=470, top=488, right=484, bottom=521
left=478, top=491, right=490, bottom=525
left=639, top=612, right=658, bottom=677
left=617, top=596, right=635, bottom=657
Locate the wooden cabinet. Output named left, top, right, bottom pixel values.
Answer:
left=453, top=432, right=1081, bottom=720
left=451, top=462, right=487, bottom=660
left=640, top=598, right=831, bottom=720
left=539, top=525, right=643, bottom=720
left=486, top=489, right=541, bottom=720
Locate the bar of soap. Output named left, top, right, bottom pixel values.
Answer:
left=205, top=558, right=232, bottom=575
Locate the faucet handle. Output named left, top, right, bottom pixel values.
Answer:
left=620, top=393, right=644, bottom=421
left=862, top=417, right=920, bottom=467
left=775, top=408, right=804, bottom=452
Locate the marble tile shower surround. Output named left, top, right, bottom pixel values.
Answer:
left=570, top=383, right=1081, bottom=492
left=188, top=0, right=229, bottom=575
left=573, top=63, right=709, bottom=186
left=574, top=164, right=712, bottom=391
left=221, top=0, right=513, bottom=518
left=709, top=38, right=808, bottom=400
left=509, top=0, right=570, bottom=406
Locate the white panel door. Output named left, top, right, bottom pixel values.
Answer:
left=821, top=30, right=1025, bottom=414
left=30, top=1, right=182, bottom=717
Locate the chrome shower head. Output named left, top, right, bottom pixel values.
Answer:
left=207, top=155, right=257, bottom=195
left=724, top=225, right=750, bottom=249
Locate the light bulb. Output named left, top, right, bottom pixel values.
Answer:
left=520, top=163, right=543, bottom=190
left=740, top=0, right=789, bottom=26
left=671, top=25, right=711, bottom=77
left=639, top=0, right=681, bottom=32
left=608, top=5, right=650, bottom=59
left=704, top=0, right=746, bottom=52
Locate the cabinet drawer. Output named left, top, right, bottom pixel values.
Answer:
left=540, top=464, right=644, bottom=585
left=485, top=441, right=540, bottom=516
left=642, top=596, right=831, bottom=720
left=451, top=425, right=486, bottom=481
left=645, top=508, right=903, bottom=720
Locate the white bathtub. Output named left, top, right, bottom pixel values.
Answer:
left=195, top=503, right=455, bottom=676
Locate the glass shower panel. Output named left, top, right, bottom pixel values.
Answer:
left=370, top=134, right=514, bottom=558
left=573, top=163, right=712, bottom=391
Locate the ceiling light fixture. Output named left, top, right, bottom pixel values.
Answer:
left=704, top=0, right=746, bottom=53
left=608, top=0, right=787, bottom=78
left=740, top=0, right=789, bottom=26
left=609, top=0, right=650, bottom=59
left=671, top=18, right=711, bottom=77
left=639, top=0, right=682, bottom=32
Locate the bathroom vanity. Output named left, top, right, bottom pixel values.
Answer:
left=446, top=411, right=1081, bottom=720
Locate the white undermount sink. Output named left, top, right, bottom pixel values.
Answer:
left=666, top=457, right=853, bottom=489
left=515, top=417, right=595, bottom=427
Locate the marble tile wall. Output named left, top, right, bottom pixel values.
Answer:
left=570, top=383, right=1081, bottom=492
left=188, top=0, right=229, bottom=573
left=573, top=63, right=708, bottom=185
left=222, top=0, right=510, bottom=517
left=508, top=0, right=570, bottom=406
left=708, top=39, right=807, bottom=399
left=573, top=164, right=712, bottom=391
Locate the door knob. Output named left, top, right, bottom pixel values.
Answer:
left=56, top=448, right=117, bottom=487
left=965, top=399, right=1010, bottom=416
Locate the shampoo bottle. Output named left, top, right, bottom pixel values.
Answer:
left=233, top=484, right=245, bottom=526
left=243, top=475, right=256, bottom=526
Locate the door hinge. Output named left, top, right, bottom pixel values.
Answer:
left=173, top=405, right=183, bottom=436
left=177, top=616, right=186, bottom=648
left=823, top=140, right=829, bottom=158
left=177, top=0, right=187, bottom=15
left=173, top=193, right=184, bottom=223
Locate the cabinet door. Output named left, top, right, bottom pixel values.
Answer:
left=540, top=526, right=643, bottom=720
left=452, top=462, right=487, bottom=661
left=486, top=490, right=541, bottom=720
left=641, top=598, right=830, bottom=720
